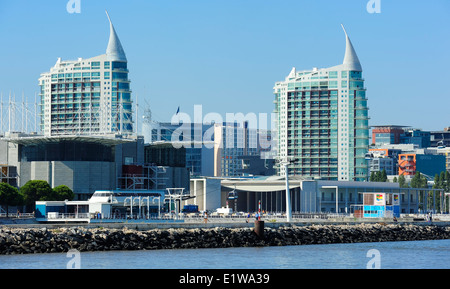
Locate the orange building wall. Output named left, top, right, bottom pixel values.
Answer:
left=398, top=154, right=416, bottom=176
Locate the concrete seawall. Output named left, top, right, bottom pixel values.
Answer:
left=0, top=223, right=449, bottom=255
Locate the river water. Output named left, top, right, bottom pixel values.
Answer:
left=0, top=239, right=448, bottom=269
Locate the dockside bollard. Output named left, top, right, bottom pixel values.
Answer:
left=254, top=220, right=264, bottom=239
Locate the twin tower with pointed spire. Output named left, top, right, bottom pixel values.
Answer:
left=39, top=11, right=132, bottom=137
left=39, top=14, right=368, bottom=182
left=273, top=25, right=369, bottom=182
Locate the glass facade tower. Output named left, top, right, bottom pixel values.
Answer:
left=274, top=26, right=369, bottom=181
left=38, top=12, right=133, bottom=136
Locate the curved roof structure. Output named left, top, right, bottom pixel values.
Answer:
left=3, top=134, right=134, bottom=146
left=221, top=176, right=304, bottom=192
left=341, top=24, right=362, bottom=72
left=105, top=11, right=127, bottom=62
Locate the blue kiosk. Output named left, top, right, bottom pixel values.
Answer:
left=363, top=192, right=400, bottom=218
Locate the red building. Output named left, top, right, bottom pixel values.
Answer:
left=371, top=125, right=407, bottom=145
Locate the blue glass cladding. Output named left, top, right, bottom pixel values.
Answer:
left=35, top=204, right=47, bottom=218
left=112, top=62, right=127, bottom=70
left=112, top=72, right=128, bottom=80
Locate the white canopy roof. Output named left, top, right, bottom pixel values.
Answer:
left=221, top=176, right=303, bottom=192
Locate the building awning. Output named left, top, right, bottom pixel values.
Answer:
left=222, top=183, right=301, bottom=192
left=3, top=134, right=134, bottom=146
left=221, top=176, right=303, bottom=192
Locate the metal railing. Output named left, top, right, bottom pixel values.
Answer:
left=46, top=213, right=90, bottom=220
left=182, top=212, right=337, bottom=221
left=0, top=213, right=35, bottom=219
left=11, top=210, right=448, bottom=222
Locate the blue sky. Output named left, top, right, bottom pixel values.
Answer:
left=0, top=0, right=449, bottom=132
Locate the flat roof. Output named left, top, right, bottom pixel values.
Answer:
left=221, top=176, right=306, bottom=192
left=36, top=200, right=89, bottom=205
left=3, top=135, right=135, bottom=146
left=370, top=125, right=410, bottom=128
left=221, top=177, right=410, bottom=192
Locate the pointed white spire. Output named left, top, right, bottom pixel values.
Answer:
left=341, top=24, right=362, bottom=71
left=106, top=10, right=127, bottom=62
left=288, top=67, right=296, bottom=78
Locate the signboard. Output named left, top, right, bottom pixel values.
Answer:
left=363, top=193, right=374, bottom=205
left=393, top=193, right=400, bottom=206
left=374, top=193, right=385, bottom=206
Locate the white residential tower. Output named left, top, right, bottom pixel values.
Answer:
left=38, top=12, right=133, bottom=136
left=274, top=25, right=369, bottom=181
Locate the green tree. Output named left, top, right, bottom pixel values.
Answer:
left=53, top=185, right=74, bottom=201
left=20, top=180, right=54, bottom=210
left=432, top=171, right=450, bottom=213
left=370, top=170, right=387, bottom=182
left=0, top=183, right=24, bottom=217
left=411, top=172, right=428, bottom=212
left=380, top=169, right=387, bottom=182
left=398, top=174, right=408, bottom=188
left=375, top=171, right=381, bottom=182
left=411, top=171, right=428, bottom=189
left=445, top=171, right=450, bottom=192
left=393, top=176, right=398, bottom=183
left=433, top=173, right=443, bottom=190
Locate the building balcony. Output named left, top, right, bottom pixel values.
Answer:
left=111, top=68, right=129, bottom=73
left=295, top=142, right=332, bottom=149
left=355, top=164, right=368, bottom=169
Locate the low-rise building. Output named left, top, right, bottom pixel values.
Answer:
left=216, top=177, right=442, bottom=215
left=398, top=153, right=446, bottom=177
left=1, top=132, right=190, bottom=201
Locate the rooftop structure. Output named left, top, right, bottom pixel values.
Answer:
left=430, top=129, right=450, bottom=148
left=371, top=125, right=409, bottom=146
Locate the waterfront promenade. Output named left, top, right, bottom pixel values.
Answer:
left=0, top=214, right=449, bottom=255
left=1, top=213, right=450, bottom=230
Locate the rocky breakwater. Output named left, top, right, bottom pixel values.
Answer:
left=0, top=223, right=449, bottom=255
